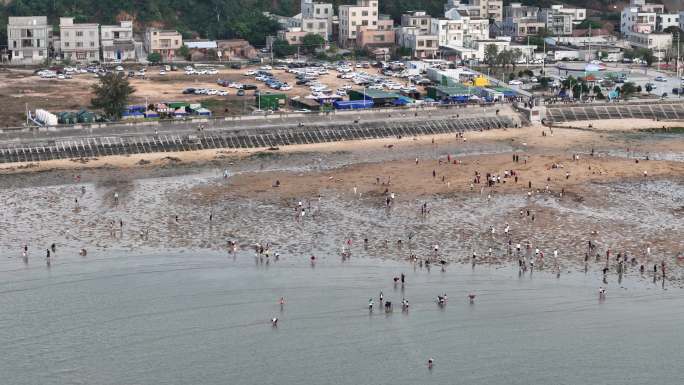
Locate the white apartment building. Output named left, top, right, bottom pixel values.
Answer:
left=59, top=17, right=99, bottom=63
left=401, top=11, right=433, bottom=35
left=7, top=16, right=52, bottom=64
left=101, top=21, right=137, bottom=61
left=444, top=0, right=503, bottom=22
left=656, top=13, right=679, bottom=32
left=539, top=7, right=574, bottom=36
left=621, top=0, right=663, bottom=35
left=396, top=26, right=439, bottom=58
left=501, top=3, right=545, bottom=37
left=144, top=28, right=183, bottom=60
left=433, top=10, right=489, bottom=47
left=548, top=4, right=586, bottom=24
left=338, top=0, right=379, bottom=47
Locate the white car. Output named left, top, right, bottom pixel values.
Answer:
left=115, top=66, right=124, bottom=71
left=207, top=69, right=218, bottom=75
left=529, top=77, right=538, bottom=83
left=207, top=89, right=219, bottom=95
left=184, top=66, right=194, bottom=71
left=275, top=65, right=288, bottom=70
left=279, top=85, right=292, bottom=91
left=218, top=90, right=229, bottom=96
left=245, top=70, right=257, bottom=76
left=185, top=70, right=196, bottom=75
left=508, top=80, right=523, bottom=86
left=159, top=70, right=167, bottom=75
left=57, top=74, right=66, bottom=79
left=260, top=65, right=272, bottom=70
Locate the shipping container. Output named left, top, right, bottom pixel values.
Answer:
left=333, top=100, right=374, bottom=110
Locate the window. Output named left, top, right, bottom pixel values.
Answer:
left=319, top=22, right=325, bottom=29
left=90, top=42, right=95, bottom=47
left=352, top=12, right=356, bottom=16
left=36, top=40, right=40, bottom=48
left=64, top=42, right=70, bottom=47
left=76, top=31, right=83, bottom=37
left=76, top=42, right=83, bottom=47
left=362, top=11, right=368, bottom=16
left=362, top=20, right=368, bottom=26
left=372, top=21, right=376, bottom=25
left=13, top=41, right=16, bottom=48
left=373, top=11, right=377, bottom=16
left=307, top=22, right=314, bottom=29
left=175, top=40, right=179, bottom=45
left=324, top=8, right=329, bottom=14
left=64, top=31, right=69, bottom=37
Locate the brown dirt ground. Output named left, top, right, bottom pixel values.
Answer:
left=0, top=65, right=387, bottom=126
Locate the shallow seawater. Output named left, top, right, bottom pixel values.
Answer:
left=0, top=253, right=682, bottom=385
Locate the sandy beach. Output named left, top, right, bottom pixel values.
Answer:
left=0, top=123, right=682, bottom=285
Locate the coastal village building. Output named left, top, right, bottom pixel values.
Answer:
left=539, top=7, right=574, bottom=36
left=357, top=15, right=395, bottom=49
left=279, top=0, right=333, bottom=44
left=444, top=0, right=503, bottom=22
left=501, top=3, right=545, bottom=37
left=621, top=0, right=673, bottom=57
left=7, top=16, right=52, bottom=64
left=436, top=9, right=489, bottom=47
left=100, top=21, right=138, bottom=61
left=144, top=28, right=183, bottom=60
left=338, top=0, right=379, bottom=47
left=59, top=17, right=100, bottom=63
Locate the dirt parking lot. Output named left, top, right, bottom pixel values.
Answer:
left=0, top=65, right=387, bottom=126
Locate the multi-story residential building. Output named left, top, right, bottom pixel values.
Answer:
left=433, top=10, right=489, bottom=48
left=626, top=31, right=673, bottom=51
left=7, top=16, right=52, bottom=64
left=501, top=3, right=544, bottom=37
left=548, top=4, right=586, bottom=24
left=144, top=28, right=183, bottom=60
left=621, top=0, right=672, bottom=56
left=444, top=0, right=503, bottom=22
left=621, top=0, right=663, bottom=35
left=59, top=17, right=99, bottom=63
left=396, top=26, right=438, bottom=58
left=401, top=11, right=433, bottom=35
left=680, top=11, right=684, bottom=32
left=101, top=21, right=137, bottom=61
left=539, top=7, right=574, bottom=36
left=656, top=13, right=679, bottom=32
left=338, top=0, right=379, bottom=47
left=357, top=15, right=395, bottom=48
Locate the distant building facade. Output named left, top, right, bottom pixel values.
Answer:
left=101, top=21, right=137, bottom=61
left=338, top=0, right=379, bottom=47
left=7, top=16, right=52, bottom=64
left=59, top=17, right=99, bottom=63
left=144, top=28, right=183, bottom=60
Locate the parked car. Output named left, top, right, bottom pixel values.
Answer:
left=241, top=84, right=257, bottom=90
left=654, top=76, right=667, bottom=82
left=218, top=90, right=229, bottom=96
left=182, top=88, right=196, bottom=94
left=115, top=65, right=124, bottom=71
left=237, top=89, right=245, bottom=96
left=159, top=70, right=167, bottom=75
left=508, top=80, right=523, bottom=86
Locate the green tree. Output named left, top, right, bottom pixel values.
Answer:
left=91, top=73, right=135, bottom=120
left=272, top=39, right=296, bottom=58
left=664, top=26, right=683, bottom=35
left=178, top=45, right=190, bottom=60
left=147, top=52, right=162, bottom=63
left=620, top=82, right=638, bottom=98
left=301, top=33, right=325, bottom=54
left=484, top=44, right=499, bottom=67
left=578, top=19, right=603, bottom=30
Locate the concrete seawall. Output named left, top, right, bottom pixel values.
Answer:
left=545, top=101, right=684, bottom=123
left=0, top=113, right=517, bottom=164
